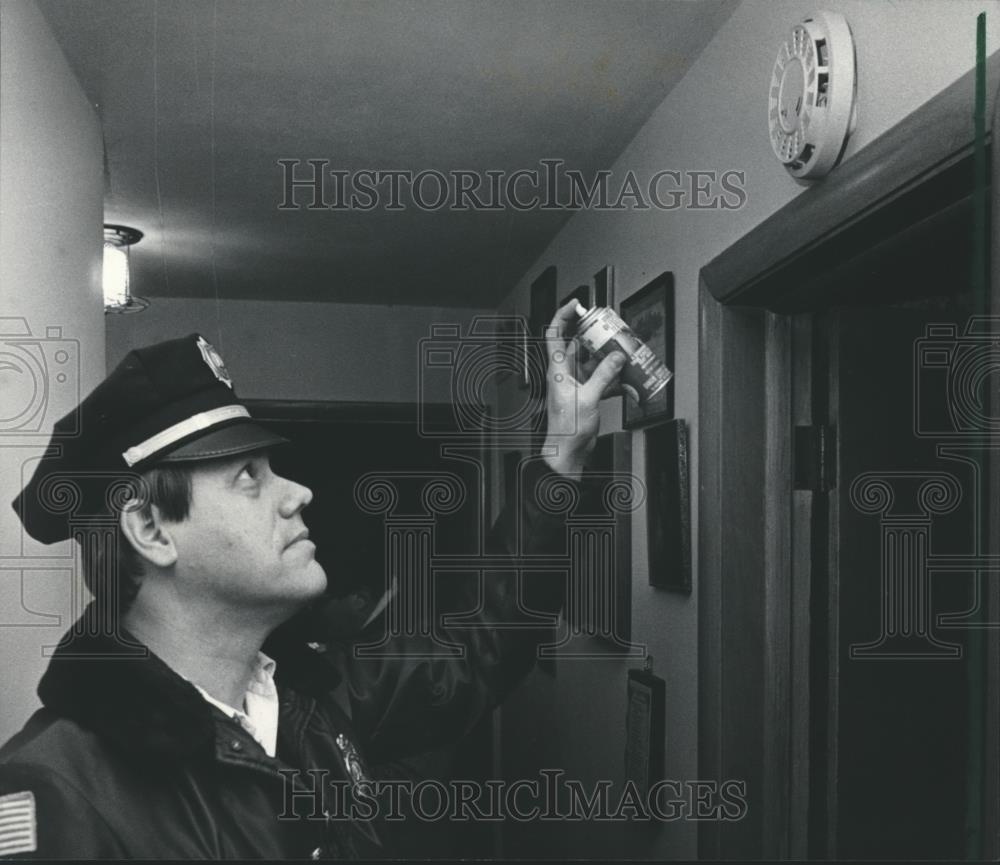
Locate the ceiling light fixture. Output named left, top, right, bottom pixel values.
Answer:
left=103, top=224, right=147, bottom=313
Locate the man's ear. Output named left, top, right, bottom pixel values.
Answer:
left=120, top=499, right=177, bottom=569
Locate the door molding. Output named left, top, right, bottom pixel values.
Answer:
left=701, top=52, right=1000, bottom=310
left=698, top=51, right=1000, bottom=859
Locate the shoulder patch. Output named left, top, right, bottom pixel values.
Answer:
left=0, top=791, right=37, bottom=856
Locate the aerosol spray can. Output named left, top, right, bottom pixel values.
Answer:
left=573, top=302, right=672, bottom=404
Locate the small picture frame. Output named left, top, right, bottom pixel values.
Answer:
left=526, top=266, right=558, bottom=391
left=620, top=272, right=675, bottom=430
left=559, top=284, right=593, bottom=367
left=560, top=284, right=592, bottom=312
left=645, top=419, right=691, bottom=593
left=625, top=661, right=666, bottom=795
left=565, top=432, right=633, bottom=645
left=493, top=315, right=521, bottom=383
left=593, top=265, right=614, bottom=309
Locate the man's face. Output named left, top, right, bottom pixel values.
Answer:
left=166, top=450, right=327, bottom=614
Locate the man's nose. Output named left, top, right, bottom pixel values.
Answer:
left=278, top=475, right=313, bottom=516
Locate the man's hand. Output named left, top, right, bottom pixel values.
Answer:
left=542, top=300, right=627, bottom=480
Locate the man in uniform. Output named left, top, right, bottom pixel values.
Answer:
left=0, top=302, right=625, bottom=858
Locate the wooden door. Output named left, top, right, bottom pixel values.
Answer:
left=804, top=292, right=986, bottom=858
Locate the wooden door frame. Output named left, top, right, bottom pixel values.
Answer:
left=697, top=52, right=1000, bottom=859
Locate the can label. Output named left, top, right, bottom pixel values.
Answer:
left=576, top=307, right=672, bottom=404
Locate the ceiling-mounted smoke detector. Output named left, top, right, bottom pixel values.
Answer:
left=768, top=10, right=858, bottom=180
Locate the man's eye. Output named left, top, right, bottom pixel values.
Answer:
left=236, top=463, right=256, bottom=481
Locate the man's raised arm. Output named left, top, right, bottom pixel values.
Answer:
left=329, top=302, right=627, bottom=764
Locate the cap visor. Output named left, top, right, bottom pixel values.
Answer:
left=156, top=422, right=289, bottom=463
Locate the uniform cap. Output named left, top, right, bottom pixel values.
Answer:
left=12, top=333, right=286, bottom=544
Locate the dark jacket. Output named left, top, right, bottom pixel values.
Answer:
left=0, top=459, right=572, bottom=859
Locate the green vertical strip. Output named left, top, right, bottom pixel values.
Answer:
left=973, top=11, right=987, bottom=311
left=966, top=11, right=986, bottom=862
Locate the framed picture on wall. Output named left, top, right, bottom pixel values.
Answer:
left=645, top=418, right=691, bottom=593
left=559, top=284, right=593, bottom=368
left=620, top=271, right=675, bottom=430
left=527, top=265, right=558, bottom=391
left=493, top=315, right=521, bottom=383
left=559, top=284, right=591, bottom=311
left=593, top=264, right=614, bottom=309
left=563, top=431, right=634, bottom=646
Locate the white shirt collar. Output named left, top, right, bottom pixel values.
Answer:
left=190, top=651, right=280, bottom=758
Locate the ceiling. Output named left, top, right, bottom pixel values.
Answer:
left=38, top=0, right=738, bottom=308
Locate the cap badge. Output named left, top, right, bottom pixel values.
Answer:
left=196, top=336, right=233, bottom=389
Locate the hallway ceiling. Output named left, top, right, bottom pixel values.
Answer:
left=38, top=0, right=737, bottom=307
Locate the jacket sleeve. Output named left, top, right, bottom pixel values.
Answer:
left=336, top=457, right=579, bottom=764
left=0, top=763, right=127, bottom=859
